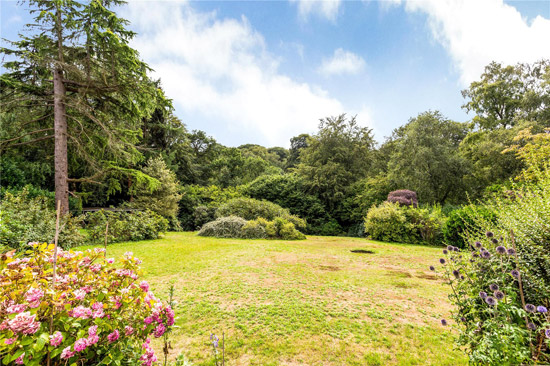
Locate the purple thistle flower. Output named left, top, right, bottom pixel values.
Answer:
left=460, top=316, right=466, bottom=323
left=496, top=246, right=507, bottom=254
left=447, top=245, right=453, bottom=251
left=443, top=249, right=448, bottom=255
left=511, top=269, right=520, bottom=278
left=441, top=319, right=447, bottom=326
left=494, top=291, right=504, bottom=300
left=525, top=304, right=536, bottom=313
left=475, top=241, right=482, bottom=249
left=460, top=275, right=465, bottom=280
left=489, top=284, right=499, bottom=291
left=507, top=248, right=516, bottom=256
left=537, top=306, right=548, bottom=313
left=491, top=238, right=499, bottom=244
left=439, top=258, right=446, bottom=264
left=485, top=296, right=497, bottom=306
left=479, top=291, right=488, bottom=299
left=452, top=270, right=460, bottom=278
left=486, top=231, right=494, bottom=238
left=527, top=322, right=537, bottom=331
left=546, top=329, right=550, bottom=338
left=453, top=247, right=460, bottom=252
left=481, top=251, right=491, bottom=259
left=472, top=253, right=479, bottom=258
left=429, top=265, right=435, bottom=271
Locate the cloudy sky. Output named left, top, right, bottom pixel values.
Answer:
left=2, top=0, right=550, bottom=147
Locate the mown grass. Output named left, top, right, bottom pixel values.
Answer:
left=82, top=232, right=467, bottom=365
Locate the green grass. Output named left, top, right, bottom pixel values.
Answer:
left=81, top=232, right=467, bottom=365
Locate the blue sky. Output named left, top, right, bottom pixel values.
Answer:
left=2, top=0, right=550, bottom=147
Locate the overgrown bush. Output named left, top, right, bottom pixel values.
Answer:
left=192, top=206, right=217, bottom=230
left=85, top=210, right=168, bottom=244
left=433, top=168, right=550, bottom=364
left=442, top=205, right=496, bottom=248
left=215, top=197, right=288, bottom=221
left=240, top=219, right=267, bottom=239
left=387, top=189, right=418, bottom=207
left=0, top=189, right=83, bottom=250
left=364, top=202, right=445, bottom=245
left=0, top=244, right=174, bottom=365
left=197, top=216, right=247, bottom=238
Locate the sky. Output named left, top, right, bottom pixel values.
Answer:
left=1, top=0, right=550, bottom=147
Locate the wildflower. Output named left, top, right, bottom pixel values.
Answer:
left=447, top=245, right=453, bottom=251
left=443, top=249, right=448, bottom=255
left=74, top=338, right=88, bottom=352
left=154, top=323, right=166, bottom=338
left=511, top=269, right=520, bottom=278
left=489, top=284, right=499, bottom=291
left=546, top=329, right=550, bottom=338
left=496, top=246, right=506, bottom=254
left=486, top=231, right=494, bottom=238
left=439, top=258, right=446, bottom=264
left=25, top=287, right=44, bottom=308
left=494, top=291, right=504, bottom=300
left=479, top=291, right=488, bottom=299
left=537, top=306, right=548, bottom=313
left=211, top=333, right=219, bottom=348
left=429, top=266, right=435, bottom=271
left=507, top=248, right=516, bottom=256
left=50, top=331, right=63, bottom=347
left=440, top=319, right=447, bottom=326
left=525, top=304, right=536, bottom=313
left=475, top=241, right=482, bottom=248
left=481, top=251, right=491, bottom=259
left=527, top=322, right=537, bottom=331
left=452, top=270, right=460, bottom=278
left=140, top=281, right=150, bottom=292
left=491, top=238, right=499, bottom=244
left=485, top=297, right=497, bottom=306
left=8, top=312, right=41, bottom=334
left=107, top=329, right=120, bottom=343
left=125, top=325, right=134, bottom=336
left=61, top=346, right=75, bottom=359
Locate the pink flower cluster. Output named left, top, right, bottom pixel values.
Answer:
left=25, top=287, right=44, bottom=308
left=139, top=338, right=158, bottom=366
left=50, top=331, right=63, bottom=346
left=70, top=305, right=92, bottom=319
left=6, top=312, right=40, bottom=335
left=107, top=329, right=120, bottom=343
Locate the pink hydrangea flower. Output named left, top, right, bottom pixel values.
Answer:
left=88, top=325, right=98, bottom=336
left=6, top=304, right=27, bottom=314
left=49, top=331, right=63, bottom=347
left=73, top=289, right=86, bottom=300
left=61, top=346, right=74, bottom=359
left=92, top=302, right=103, bottom=310
left=140, top=281, right=150, bottom=292
left=87, top=334, right=99, bottom=346
left=124, top=325, right=134, bottom=336
left=107, top=329, right=120, bottom=343
left=8, top=312, right=40, bottom=334
left=25, top=287, right=44, bottom=308
left=74, top=338, right=87, bottom=352
left=144, top=316, right=153, bottom=325
left=140, top=339, right=158, bottom=366
left=92, top=308, right=105, bottom=319
left=14, top=353, right=24, bottom=364
left=71, top=306, right=92, bottom=319
left=153, top=323, right=166, bottom=338
left=4, top=338, right=16, bottom=345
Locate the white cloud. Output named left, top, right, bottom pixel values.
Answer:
left=393, top=0, right=550, bottom=85
left=124, top=2, right=351, bottom=147
left=318, top=48, right=366, bottom=76
left=289, top=0, right=342, bottom=21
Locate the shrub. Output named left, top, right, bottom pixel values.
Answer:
left=85, top=210, right=168, bottom=244
left=240, top=220, right=267, bottom=239
left=404, top=205, right=446, bottom=245
left=432, top=168, right=550, bottom=364
left=278, top=221, right=306, bottom=240
left=0, top=243, right=174, bottom=365
left=0, top=189, right=83, bottom=250
left=192, top=206, right=217, bottom=230
left=215, top=197, right=289, bottom=221
left=387, top=190, right=418, bottom=207
left=442, top=205, right=496, bottom=248
left=197, top=216, right=247, bottom=238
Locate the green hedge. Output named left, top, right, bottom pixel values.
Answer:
left=198, top=216, right=305, bottom=240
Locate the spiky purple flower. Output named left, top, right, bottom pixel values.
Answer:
left=507, top=248, right=516, bottom=256
left=494, top=291, right=504, bottom=300
left=537, top=306, right=548, bottom=313
left=452, top=270, right=460, bottom=278
left=491, top=238, right=499, bottom=244
left=511, top=269, right=520, bottom=278
left=453, top=247, right=460, bottom=252
left=546, top=329, right=550, bottom=338
left=441, top=319, right=447, bottom=326
left=486, top=231, right=494, bottom=238
left=496, top=246, right=507, bottom=254
left=443, top=249, right=448, bottom=255
left=525, top=304, right=536, bottom=313
left=489, top=284, right=499, bottom=291
left=527, top=322, right=537, bottom=331
left=485, top=297, right=497, bottom=306
left=439, top=258, right=446, bottom=264
left=460, top=275, right=465, bottom=280
left=479, top=291, right=488, bottom=299
left=481, top=251, right=491, bottom=259
left=447, top=245, right=453, bottom=251
left=475, top=241, right=482, bottom=249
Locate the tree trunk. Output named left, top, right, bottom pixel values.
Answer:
left=53, top=67, right=69, bottom=215
left=54, top=5, right=69, bottom=216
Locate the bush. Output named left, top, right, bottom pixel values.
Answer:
left=197, top=216, right=247, bottom=238
left=192, top=206, right=217, bottom=230
left=404, top=205, right=446, bottom=245
left=0, top=189, right=83, bottom=250
left=387, top=190, right=418, bottom=207
left=240, top=220, right=267, bottom=239
left=215, top=197, right=289, bottom=221
left=442, top=205, right=496, bottom=248
left=432, top=168, right=550, bottom=364
left=85, top=210, right=168, bottom=244
left=0, top=243, right=174, bottom=365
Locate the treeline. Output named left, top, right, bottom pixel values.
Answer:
left=1, top=1, right=549, bottom=240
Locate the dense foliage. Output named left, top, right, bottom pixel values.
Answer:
left=0, top=244, right=174, bottom=365
left=198, top=216, right=305, bottom=240
left=442, top=205, right=496, bottom=249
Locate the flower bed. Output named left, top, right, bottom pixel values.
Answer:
left=0, top=243, right=173, bottom=365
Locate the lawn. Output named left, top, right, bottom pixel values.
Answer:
left=83, top=232, right=467, bottom=365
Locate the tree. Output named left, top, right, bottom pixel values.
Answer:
left=1, top=0, right=167, bottom=214
left=286, top=133, right=310, bottom=169
left=386, top=111, right=470, bottom=204
left=296, top=114, right=375, bottom=211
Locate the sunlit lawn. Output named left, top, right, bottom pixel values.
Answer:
left=82, top=232, right=467, bottom=365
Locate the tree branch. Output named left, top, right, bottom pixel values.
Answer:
left=0, top=128, right=54, bottom=145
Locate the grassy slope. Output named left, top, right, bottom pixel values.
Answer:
left=84, top=232, right=467, bottom=366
